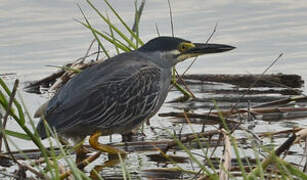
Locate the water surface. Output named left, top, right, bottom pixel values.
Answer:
left=1, top=0, right=307, bottom=178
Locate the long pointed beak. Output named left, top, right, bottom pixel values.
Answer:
left=185, top=43, right=236, bottom=55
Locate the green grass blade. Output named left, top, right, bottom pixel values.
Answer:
left=86, top=0, right=138, bottom=49
left=279, top=158, right=307, bottom=179
left=102, top=0, right=144, bottom=46
left=3, top=129, right=31, bottom=140
left=0, top=91, right=20, bottom=121
left=0, top=78, right=25, bottom=124
left=106, top=13, right=120, bottom=54
left=78, top=20, right=131, bottom=52
left=252, top=145, right=265, bottom=180
left=78, top=4, right=110, bottom=58
left=169, top=132, right=218, bottom=179
left=101, top=31, right=132, bottom=51
left=0, top=78, right=54, bottom=175
left=118, top=153, right=131, bottom=180
left=132, top=0, right=145, bottom=47
left=214, top=101, right=248, bottom=179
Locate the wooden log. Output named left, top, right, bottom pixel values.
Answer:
left=182, top=73, right=304, bottom=88
left=161, top=107, right=307, bottom=123
left=0, top=73, right=16, bottom=77
left=194, top=88, right=302, bottom=96
left=207, top=106, right=307, bottom=117
left=158, top=112, right=239, bottom=125
left=3, top=130, right=223, bottom=160
left=253, top=96, right=307, bottom=108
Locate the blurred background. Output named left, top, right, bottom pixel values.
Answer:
left=1, top=0, right=307, bottom=92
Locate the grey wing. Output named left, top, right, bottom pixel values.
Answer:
left=42, top=60, right=162, bottom=136
left=81, top=65, right=161, bottom=129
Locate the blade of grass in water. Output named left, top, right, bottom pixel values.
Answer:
left=77, top=20, right=131, bottom=52
left=132, top=0, right=145, bottom=48
left=78, top=5, right=110, bottom=59
left=106, top=13, right=120, bottom=54
left=0, top=78, right=54, bottom=176
left=118, top=152, right=131, bottom=180
left=277, top=157, right=307, bottom=179
left=183, top=112, right=217, bottom=174
left=214, top=101, right=248, bottom=179
left=2, top=130, right=31, bottom=141
left=166, top=127, right=218, bottom=179
left=101, top=0, right=144, bottom=46
left=86, top=0, right=138, bottom=50
left=0, top=78, right=25, bottom=124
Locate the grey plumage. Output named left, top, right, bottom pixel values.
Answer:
left=36, top=36, right=235, bottom=141
left=36, top=50, right=171, bottom=139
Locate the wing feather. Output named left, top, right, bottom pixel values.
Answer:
left=39, top=52, right=163, bottom=137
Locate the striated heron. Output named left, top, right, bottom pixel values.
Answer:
left=35, top=36, right=235, bottom=161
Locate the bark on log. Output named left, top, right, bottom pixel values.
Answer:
left=182, top=73, right=304, bottom=88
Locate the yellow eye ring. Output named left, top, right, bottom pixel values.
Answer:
left=178, top=42, right=195, bottom=52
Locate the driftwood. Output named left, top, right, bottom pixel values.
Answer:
left=161, top=107, right=307, bottom=119
left=210, top=107, right=307, bottom=117
left=258, top=128, right=303, bottom=138
left=159, top=112, right=239, bottom=125
left=182, top=73, right=304, bottom=88
left=23, top=61, right=98, bottom=94
left=2, top=130, right=224, bottom=160
left=23, top=38, right=103, bottom=94
left=24, top=72, right=304, bottom=94
left=253, top=96, right=307, bottom=108
left=196, top=88, right=302, bottom=95
left=0, top=73, right=16, bottom=77
left=160, top=106, right=307, bottom=123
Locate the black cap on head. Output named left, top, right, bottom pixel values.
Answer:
left=139, top=36, right=190, bottom=52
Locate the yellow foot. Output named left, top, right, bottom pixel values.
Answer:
left=89, top=131, right=127, bottom=155
left=88, top=131, right=127, bottom=177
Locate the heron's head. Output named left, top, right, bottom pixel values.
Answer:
left=138, top=36, right=235, bottom=66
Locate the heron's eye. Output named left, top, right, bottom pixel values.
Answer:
left=178, top=42, right=195, bottom=52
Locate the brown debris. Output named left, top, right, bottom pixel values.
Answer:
left=182, top=73, right=304, bottom=88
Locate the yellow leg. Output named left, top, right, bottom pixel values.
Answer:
left=60, top=131, right=127, bottom=179
left=89, top=131, right=127, bottom=155
left=89, top=131, right=127, bottom=172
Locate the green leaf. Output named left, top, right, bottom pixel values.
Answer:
left=78, top=4, right=110, bottom=58
left=3, top=129, right=31, bottom=141
left=102, top=0, right=144, bottom=46
left=86, top=0, right=138, bottom=49
left=78, top=20, right=131, bottom=52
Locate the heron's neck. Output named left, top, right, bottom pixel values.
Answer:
left=137, top=51, right=176, bottom=68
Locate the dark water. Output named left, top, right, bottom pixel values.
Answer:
left=1, top=0, right=307, bottom=178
